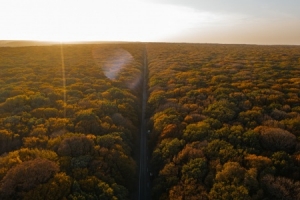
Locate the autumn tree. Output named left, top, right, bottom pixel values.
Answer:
left=255, top=126, right=297, bottom=152
left=0, top=158, right=59, bottom=199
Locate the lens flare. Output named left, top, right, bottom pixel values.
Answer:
left=127, top=73, right=142, bottom=90
left=102, top=48, right=133, bottom=80
left=93, top=46, right=143, bottom=90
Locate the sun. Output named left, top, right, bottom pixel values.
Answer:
left=0, top=0, right=203, bottom=42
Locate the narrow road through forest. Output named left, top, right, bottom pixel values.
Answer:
left=139, top=46, right=149, bottom=200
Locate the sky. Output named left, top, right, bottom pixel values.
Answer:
left=0, top=0, right=299, bottom=45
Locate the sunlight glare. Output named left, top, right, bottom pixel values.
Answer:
left=0, top=0, right=213, bottom=42
left=101, top=49, right=133, bottom=80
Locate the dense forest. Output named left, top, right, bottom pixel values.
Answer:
left=0, top=43, right=144, bottom=199
left=0, top=43, right=300, bottom=200
left=146, top=43, right=300, bottom=199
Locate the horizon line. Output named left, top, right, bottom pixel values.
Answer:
left=0, top=39, right=299, bottom=47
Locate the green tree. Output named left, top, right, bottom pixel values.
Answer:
left=183, top=122, right=211, bottom=142
left=204, top=139, right=239, bottom=163
left=209, top=182, right=250, bottom=200
left=271, top=151, right=295, bottom=176
left=74, top=110, right=102, bottom=134
left=203, top=99, right=236, bottom=123
left=209, top=162, right=257, bottom=200
left=181, top=158, right=208, bottom=182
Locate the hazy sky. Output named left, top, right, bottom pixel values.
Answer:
left=1, top=0, right=299, bottom=44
